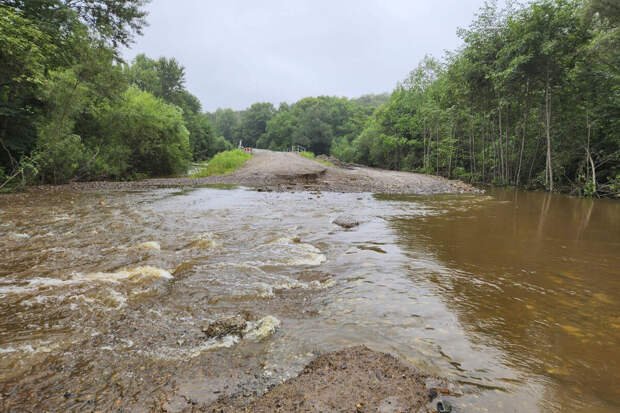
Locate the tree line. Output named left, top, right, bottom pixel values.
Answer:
left=2, top=0, right=617, bottom=196
left=209, top=94, right=388, bottom=154
left=212, top=0, right=618, bottom=197
left=341, top=0, right=619, bottom=197
left=1, top=0, right=230, bottom=187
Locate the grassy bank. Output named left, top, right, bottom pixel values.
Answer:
left=191, top=149, right=252, bottom=177
left=298, top=152, right=334, bottom=167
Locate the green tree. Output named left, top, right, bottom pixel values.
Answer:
left=235, top=102, right=276, bottom=147
left=212, top=108, right=240, bottom=143
left=102, top=87, right=191, bottom=176
left=3, top=0, right=149, bottom=49
left=0, top=8, right=55, bottom=170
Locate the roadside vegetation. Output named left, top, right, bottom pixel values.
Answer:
left=0, top=1, right=231, bottom=190
left=211, top=0, right=619, bottom=197
left=298, top=152, right=334, bottom=167
left=191, top=149, right=252, bottom=177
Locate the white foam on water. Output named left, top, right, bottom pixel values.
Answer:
left=212, top=262, right=266, bottom=273
left=0, top=341, right=60, bottom=355
left=0, top=346, right=19, bottom=354
left=101, top=288, right=127, bottom=309
left=251, top=237, right=327, bottom=267
left=253, top=282, right=276, bottom=298
left=286, top=252, right=327, bottom=266
left=28, top=277, right=83, bottom=288
left=196, top=334, right=240, bottom=352
left=0, top=285, right=36, bottom=296
left=7, top=232, right=30, bottom=240
left=0, top=267, right=171, bottom=304
left=186, top=232, right=218, bottom=250
left=78, top=266, right=173, bottom=283
left=133, top=241, right=161, bottom=250
left=240, top=274, right=333, bottom=300
left=244, top=316, right=281, bottom=341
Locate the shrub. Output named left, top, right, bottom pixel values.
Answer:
left=103, top=87, right=191, bottom=177
left=299, top=151, right=315, bottom=159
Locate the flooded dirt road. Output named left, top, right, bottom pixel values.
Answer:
left=0, top=187, right=618, bottom=412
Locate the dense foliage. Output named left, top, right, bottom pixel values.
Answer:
left=343, top=0, right=619, bottom=196
left=0, top=0, right=226, bottom=187
left=212, top=94, right=384, bottom=155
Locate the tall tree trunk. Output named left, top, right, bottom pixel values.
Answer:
left=586, top=109, right=596, bottom=194
left=516, top=79, right=530, bottom=186
left=545, top=70, right=553, bottom=192
left=448, top=122, right=454, bottom=178
left=436, top=124, right=439, bottom=176
left=469, top=118, right=474, bottom=180
left=505, top=106, right=510, bottom=184
left=482, top=119, right=486, bottom=183
left=423, top=120, right=427, bottom=171
left=497, top=106, right=505, bottom=185
left=528, top=120, right=542, bottom=185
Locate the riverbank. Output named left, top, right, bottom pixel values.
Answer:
left=16, top=149, right=479, bottom=195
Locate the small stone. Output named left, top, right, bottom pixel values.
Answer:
left=428, top=388, right=438, bottom=400
left=333, top=214, right=361, bottom=229
left=437, top=400, right=452, bottom=413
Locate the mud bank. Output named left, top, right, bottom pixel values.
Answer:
left=183, top=346, right=446, bottom=413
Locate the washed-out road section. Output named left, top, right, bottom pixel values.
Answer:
left=32, top=149, right=479, bottom=194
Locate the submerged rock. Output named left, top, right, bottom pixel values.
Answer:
left=202, top=315, right=247, bottom=339
left=333, top=214, right=361, bottom=229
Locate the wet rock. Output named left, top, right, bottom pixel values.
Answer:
left=333, top=214, right=361, bottom=229
left=428, top=388, right=438, bottom=400
left=437, top=399, right=452, bottom=413
left=201, top=315, right=247, bottom=339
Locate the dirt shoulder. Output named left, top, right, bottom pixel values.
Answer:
left=201, top=346, right=443, bottom=413
left=23, top=150, right=480, bottom=194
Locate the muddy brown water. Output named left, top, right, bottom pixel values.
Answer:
left=0, top=187, right=618, bottom=412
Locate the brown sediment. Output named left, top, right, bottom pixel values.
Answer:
left=10, top=149, right=480, bottom=195
left=202, top=346, right=439, bottom=413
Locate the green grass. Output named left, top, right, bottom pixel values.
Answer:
left=298, top=151, right=334, bottom=167
left=191, top=149, right=252, bottom=177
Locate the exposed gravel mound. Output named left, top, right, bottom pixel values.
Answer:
left=205, top=346, right=437, bottom=413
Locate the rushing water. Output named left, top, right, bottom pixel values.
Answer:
left=0, top=187, right=618, bottom=412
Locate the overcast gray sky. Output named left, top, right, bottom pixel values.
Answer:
left=123, top=0, right=490, bottom=111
